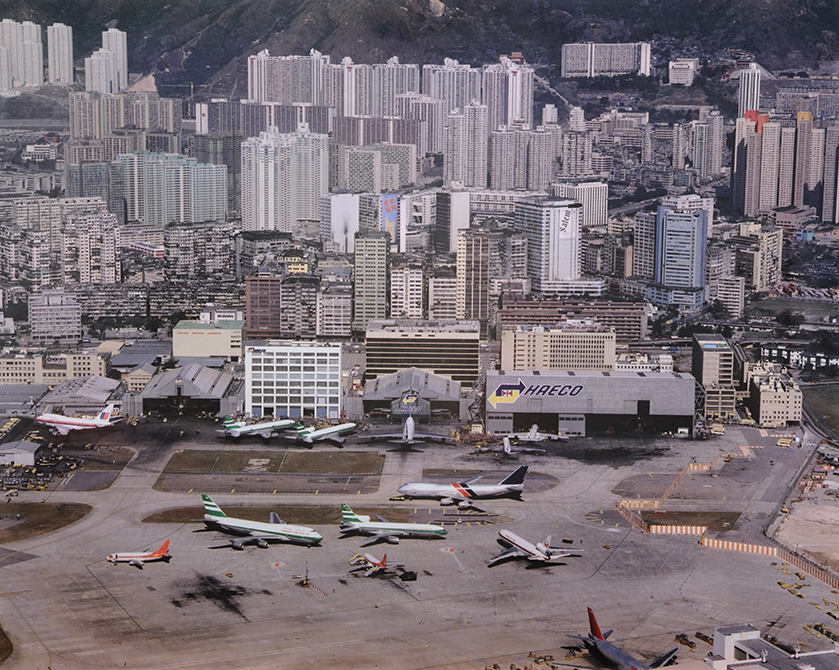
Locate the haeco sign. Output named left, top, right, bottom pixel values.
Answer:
left=488, top=379, right=583, bottom=408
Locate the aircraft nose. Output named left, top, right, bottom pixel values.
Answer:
left=397, top=484, right=411, bottom=494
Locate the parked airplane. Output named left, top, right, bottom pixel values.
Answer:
left=217, top=416, right=299, bottom=439
left=348, top=552, right=402, bottom=577
left=36, top=403, right=123, bottom=436
left=339, top=503, right=447, bottom=544
left=107, top=540, right=171, bottom=569
left=488, top=530, right=581, bottom=567
left=570, top=608, right=678, bottom=670
left=396, top=465, right=529, bottom=508
left=355, top=416, right=458, bottom=451
left=201, top=494, right=322, bottom=548
left=286, top=422, right=358, bottom=447
left=509, top=424, right=568, bottom=443
left=473, top=437, right=546, bottom=458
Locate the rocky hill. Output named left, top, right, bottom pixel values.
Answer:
left=7, top=0, right=839, bottom=97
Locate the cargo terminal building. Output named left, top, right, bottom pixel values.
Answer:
left=485, top=370, right=696, bottom=436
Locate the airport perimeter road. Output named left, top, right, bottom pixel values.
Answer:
left=0, top=423, right=830, bottom=670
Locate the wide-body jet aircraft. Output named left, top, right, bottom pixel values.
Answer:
left=570, top=608, right=678, bottom=670
left=36, top=403, right=122, bottom=436
left=218, top=416, right=299, bottom=439
left=397, top=465, right=528, bottom=508
left=202, top=494, right=322, bottom=549
left=339, top=503, right=447, bottom=544
left=488, top=530, right=582, bottom=567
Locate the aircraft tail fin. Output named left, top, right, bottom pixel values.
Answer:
left=223, top=416, right=238, bottom=429
left=500, top=465, right=528, bottom=485
left=503, top=437, right=512, bottom=454
left=98, top=403, right=115, bottom=422
left=155, top=540, right=170, bottom=556
left=269, top=512, right=284, bottom=524
left=380, top=554, right=387, bottom=568
left=650, top=648, right=679, bottom=668
left=529, top=424, right=539, bottom=439
left=202, top=494, right=227, bottom=518
left=587, top=607, right=606, bottom=641
left=341, top=503, right=363, bottom=524
left=544, top=534, right=552, bottom=549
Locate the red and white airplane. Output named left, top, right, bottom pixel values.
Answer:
left=349, top=552, right=402, bottom=577
left=107, top=541, right=171, bottom=569
left=36, top=403, right=123, bottom=436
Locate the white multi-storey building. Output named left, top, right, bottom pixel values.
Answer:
left=554, top=181, right=608, bottom=229
left=444, top=102, right=487, bottom=188
left=482, top=56, right=534, bottom=134
left=650, top=205, right=708, bottom=310
left=516, top=197, right=583, bottom=294
left=117, top=152, right=227, bottom=228
left=47, top=23, right=73, bottom=85
left=372, top=57, right=420, bottom=117
left=738, top=63, right=761, bottom=117
left=101, top=28, right=127, bottom=92
left=422, top=58, right=482, bottom=116
left=85, top=48, right=117, bottom=95
left=241, top=124, right=328, bottom=233
left=390, top=262, right=424, bottom=319
left=561, top=42, right=651, bottom=77
left=245, top=342, right=342, bottom=420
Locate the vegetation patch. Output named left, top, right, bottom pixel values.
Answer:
left=0, top=503, right=92, bottom=543
left=163, top=450, right=223, bottom=472
left=214, top=450, right=285, bottom=473
left=281, top=452, right=384, bottom=475
left=803, top=386, right=839, bottom=435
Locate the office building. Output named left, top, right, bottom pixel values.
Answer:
left=245, top=274, right=283, bottom=338
left=746, top=363, right=802, bottom=427
left=561, top=42, right=651, bottom=78
left=173, top=321, right=244, bottom=361
left=365, top=320, right=480, bottom=383
left=650, top=205, right=708, bottom=310
left=668, top=59, right=698, bottom=86
left=554, top=182, right=608, bottom=229
left=47, top=23, right=73, bottom=85
left=352, top=231, right=389, bottom=332
left=244, top=342, right=342, bottom=420
left=516, top=197, right=582, bottom=294
left=29, top=290, right=82, bottom=343
left=428, top=273, right=457, bottom=320
left=241, top=124, right=328, bottom=233
left=500, top=322, right=616, bottom=371
left=279, top=274, right=319, bottom=338
left=456, top=228, right=494, bottom=323
left=317, top=281, right=353, bottom=338
left=692, top=333, right=736, bottom=420
left=390, top=261, right=424, bottom=319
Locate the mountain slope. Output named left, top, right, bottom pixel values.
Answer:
left=10, top=0, right=839, bottom=97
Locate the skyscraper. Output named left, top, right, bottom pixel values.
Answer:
left=482, top=56, right=534, bottom=134
left=372, top=57, right=420, bottom=117
left=516, top=197, right=582, bottom=294
left=422, top=58, right=482, bottom=116
left=456, top=228, right=494, bottom=322
left=738, top=63, right=761, bottom=117
left=101, top=28, right=128, bottom=92
left=650, top=206, right=708, bottom=310
left=241, top=124, right=328, bottom=233
left=352, top=231, right=389, bottom=332
left=443, top=102, right=488, bottom=188
left=822, top=126, right=839, bottom=224
left=47, top=23, right=73, bottom=85
left=85, top=48, right=117, bottom=94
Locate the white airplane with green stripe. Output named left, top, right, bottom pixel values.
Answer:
left=339, top=503, right=447, bottom=544
left=201, top=495, right=322, bottom=549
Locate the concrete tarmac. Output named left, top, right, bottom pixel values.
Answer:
left=0, top=419, right=830, bottom=670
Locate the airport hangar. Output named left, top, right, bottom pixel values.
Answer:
left=484, top=369, right=697, bottom=436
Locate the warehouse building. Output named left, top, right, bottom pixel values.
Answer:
left=485, top=369, right=695, bottom=436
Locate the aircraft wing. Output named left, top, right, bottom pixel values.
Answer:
left=458, top=475, right=483, bottom=486
left=649, top=648, right=679, bottom=668
left=128, top=559, right=145, bottom=569
left=488, top=547, right=532, bottom=567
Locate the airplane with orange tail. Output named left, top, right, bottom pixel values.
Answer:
left=107, top=541, right=171, bottom=569
left=348, top=552, right=404, bottom=577
left=569, top=608, right=678, bottom=670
